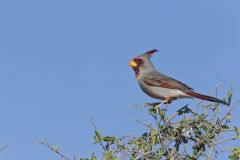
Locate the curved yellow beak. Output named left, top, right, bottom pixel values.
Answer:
left=128, top=60, right=138, bottom=68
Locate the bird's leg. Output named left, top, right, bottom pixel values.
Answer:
left=146, top=98, right=174, bottom=108
left=164, top=97, right=176, bottom=104
left=154, top=100, right=169, bottom=109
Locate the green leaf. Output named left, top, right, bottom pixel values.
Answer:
left=91, top=153, right=97, bottom=160
left=156, top=149, right=164, bottom=159
left=177, top=105, right=190, bottom=115
left=228, top=148, right=240, bottom=160
left=151, top=130, right=158, bottom=137
left=193, top=149, right=198, bottom=157
left=53, top=146, right=60, bottom=152
left=182, top=116, right=188, bottom=123
left=103, top=151, right=117, bottom=160
left=228, top=89, right=233, bottom=104
left=234, top=127, right=240, bottom=137
left=206, top=130, right=215, bottom=139
left=225, top=114, right=233, bottom=121
left=94, top=130, right=103, bottom=144
left=221, top=125, right=230, bottom=129
left=103, top=136, right=116, bottom=142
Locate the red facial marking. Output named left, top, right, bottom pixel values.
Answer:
left=133, top=67, right=140, bottom=78
left=132, top=58, right=143, bottom=78
left=133, top=58, right=143, bottom=65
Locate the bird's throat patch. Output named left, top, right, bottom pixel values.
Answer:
left=133, top=67, right=140, bottom=79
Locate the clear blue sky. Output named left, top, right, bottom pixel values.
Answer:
left=0, top=0, right=239, bottom=159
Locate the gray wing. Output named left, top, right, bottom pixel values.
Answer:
left=142, top=72, right=194, bottom=93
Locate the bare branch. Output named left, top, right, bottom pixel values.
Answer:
left=0, top=142, right=12, bottom=152
left=214, top=138, right=237, bottom=146
left=38, top=140, right=70, bottom=160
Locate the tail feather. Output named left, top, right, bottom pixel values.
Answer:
left=188, top=92, right=229, bottom=106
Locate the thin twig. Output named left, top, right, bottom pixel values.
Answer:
left=154, top=100, right=169, bottom=109
left=208, top=144, right=214, bottom=160
left=214, top=138, right=237, bottom=146
left=167, top=112, right=178, bottom=123
left=221, top=129, right=236, bottom=132
left=133, top=148, right=158, bottom=160
left=91, top=118, right=107, bottom=151
left=0, top=142, right=12, bottom=152
left=74, top=149, right=80, bottom=160
left=220, top=100, right=239, bottom=122
left=38, top=140, right=70, bottom=160
left=134, top=119, right=152, bottom=129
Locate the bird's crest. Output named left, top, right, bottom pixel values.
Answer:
left=140, top=49, right=159, bottom=58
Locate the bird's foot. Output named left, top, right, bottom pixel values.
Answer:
left=145, top=100, right=172, bottom=108
left=145, top=102, right=159, bottom=108
left=152, top=100, right=171, bottom=109
left=164, top=97, right=176, bottom=103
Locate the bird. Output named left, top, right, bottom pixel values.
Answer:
left=128, top=49, right=229, bottom=106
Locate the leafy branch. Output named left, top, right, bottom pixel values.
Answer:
left=40, top=88, right=240, bottom=160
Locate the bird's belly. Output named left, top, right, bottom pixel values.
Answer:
left=142, top=85, right=190, bottom=99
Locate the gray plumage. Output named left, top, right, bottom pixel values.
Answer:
left=129, top=49, right=229, bottom=105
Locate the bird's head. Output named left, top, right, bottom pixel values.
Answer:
left=129, top=49, right=158, bottom=79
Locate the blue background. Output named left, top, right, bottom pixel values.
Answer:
left=0, top=0, right=239, bottom=159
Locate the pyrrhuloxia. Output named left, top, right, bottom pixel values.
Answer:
left=129, top=49, right=229, bottom=105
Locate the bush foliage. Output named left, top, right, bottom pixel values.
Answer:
left=41, top=89, right=240, bottom=160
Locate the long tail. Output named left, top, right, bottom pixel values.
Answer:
left=187, top=92, right=229, bottom=106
